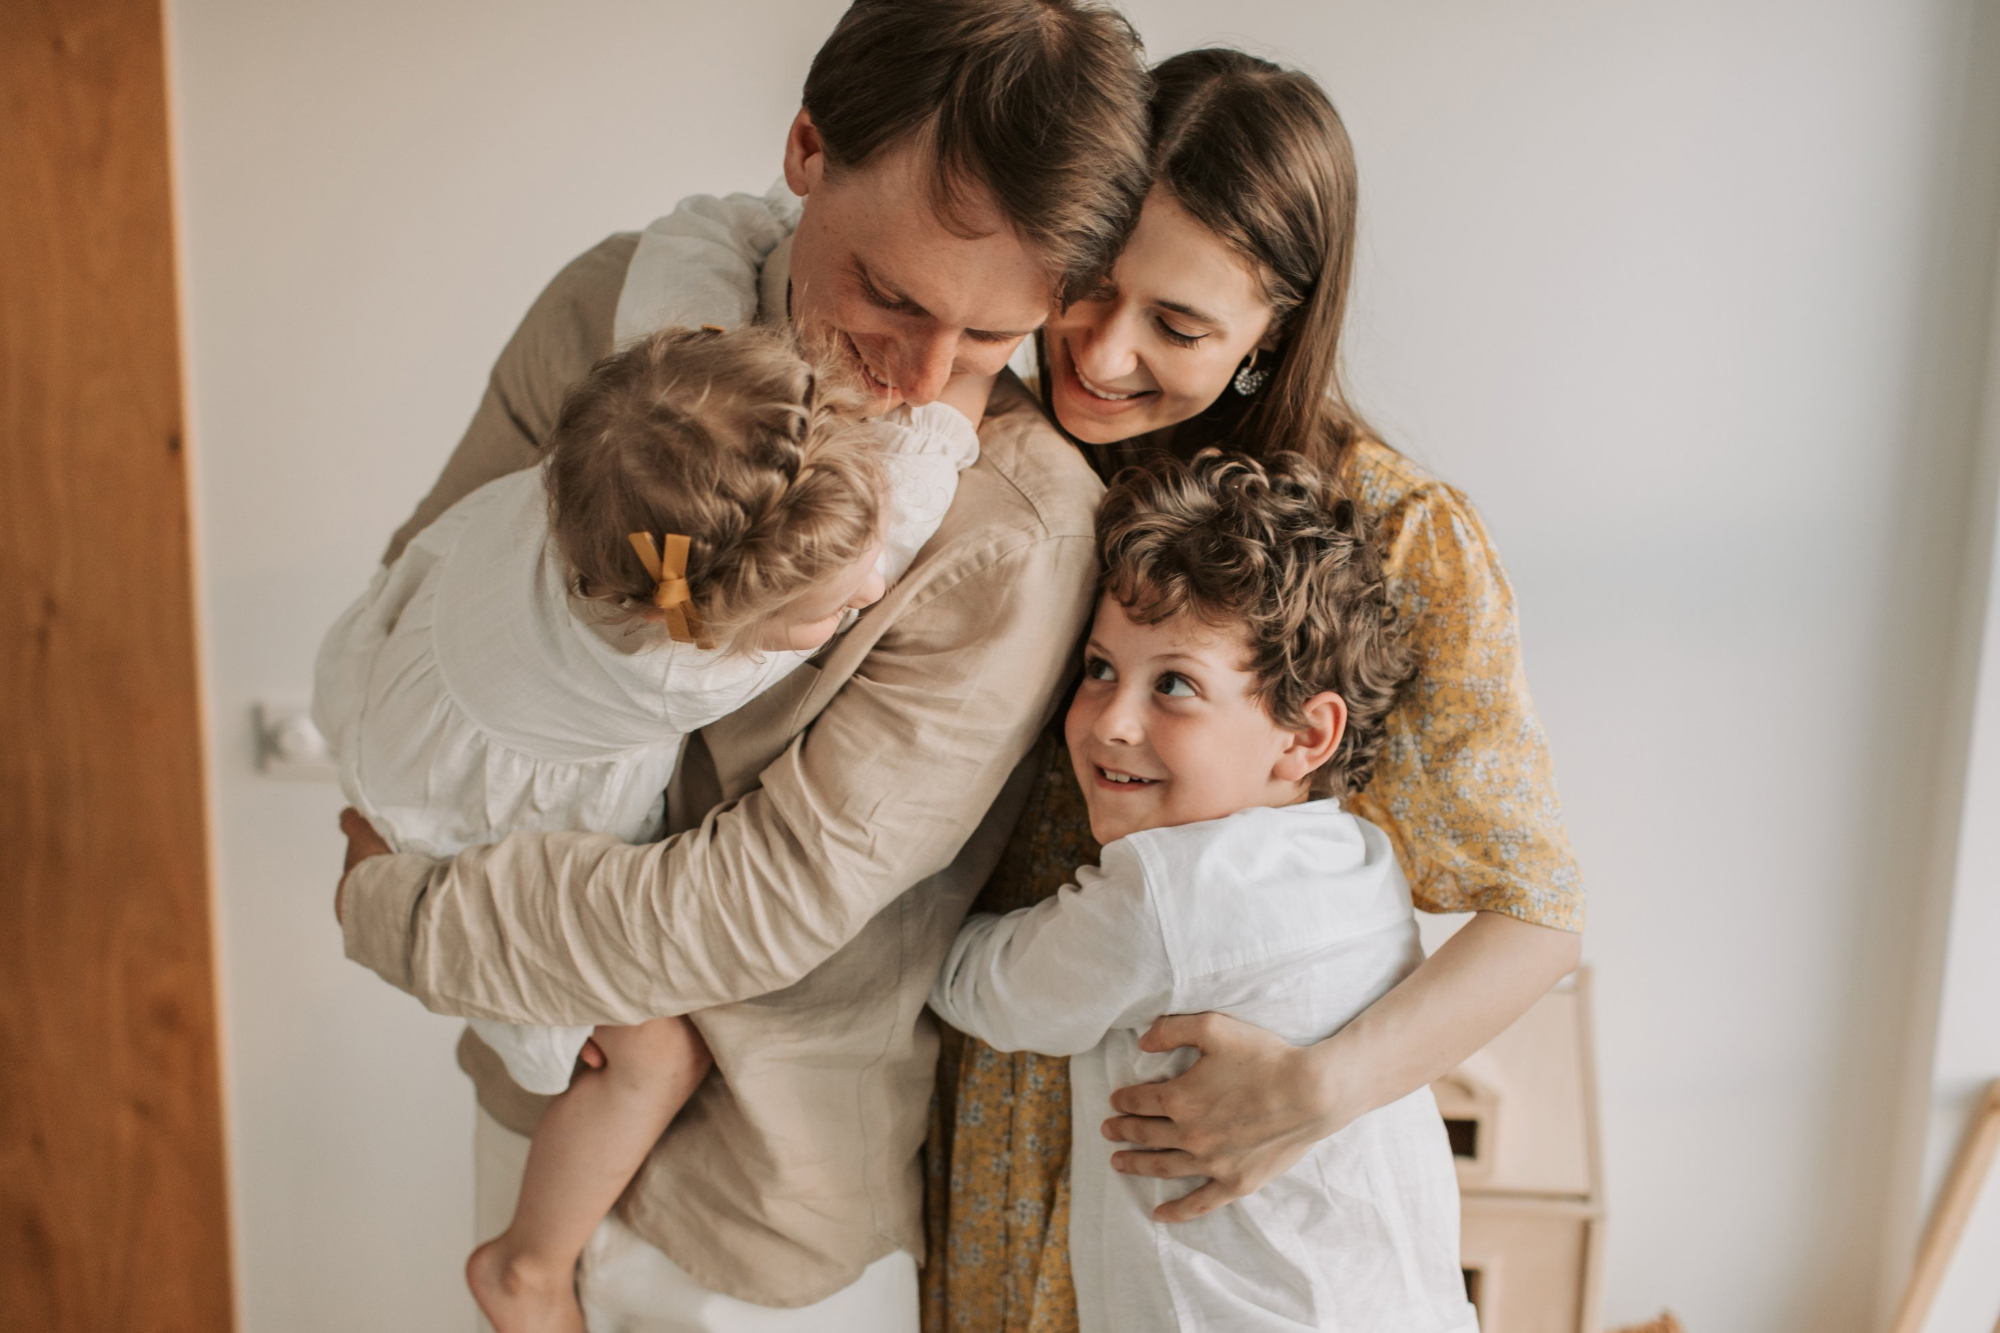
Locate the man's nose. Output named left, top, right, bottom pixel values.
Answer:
left=890, top=328, right=958, bottom=405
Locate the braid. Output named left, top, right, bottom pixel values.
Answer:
left=543, top=325, right=886, bottom=652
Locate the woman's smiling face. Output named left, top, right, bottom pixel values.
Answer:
left=1043, top=186, right=1276, bottom=444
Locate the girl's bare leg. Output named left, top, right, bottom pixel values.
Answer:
left=467, top=1016, right=711, bottom=1333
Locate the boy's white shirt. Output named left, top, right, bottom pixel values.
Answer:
left=929, top=800, right=1480, bottom=1333
left=315, top=184, right=978, bottom=1097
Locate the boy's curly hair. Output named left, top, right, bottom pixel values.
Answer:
left=543, top=325, right=885, bottom=651
left=1095, top=450, right=1411, bottom=797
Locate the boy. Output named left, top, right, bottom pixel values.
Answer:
left=929, top=451, right=1479, bottom=1332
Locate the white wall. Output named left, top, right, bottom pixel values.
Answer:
left=1905, top=40, right=2000, bottom=1319
left=1911, top=402, right=2000, bottom=1327
left=165, top=3, right=1999, bottom=1330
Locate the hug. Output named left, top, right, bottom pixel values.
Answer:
left=326, top=2, right=1582, bottom=1330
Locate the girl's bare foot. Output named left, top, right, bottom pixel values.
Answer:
left=467, top=1236, right=585, bottom=1333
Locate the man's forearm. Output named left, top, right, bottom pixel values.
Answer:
left=1314, top=910, right=1582, bottom=1128
left=343, top=528, right=1099, bottom=1027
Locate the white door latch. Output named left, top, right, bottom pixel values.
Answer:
left=252, top=702, right=336, bottom=781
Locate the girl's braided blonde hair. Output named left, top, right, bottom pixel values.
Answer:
left=544, top=324, right=885, bottom=651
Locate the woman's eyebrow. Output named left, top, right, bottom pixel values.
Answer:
left=1154, top=297, right=1224, bottom=327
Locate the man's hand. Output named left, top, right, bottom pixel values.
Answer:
left=1102, top=1011, right=1349, bottom=1223
left=335, top=807, right=392, bottom=925
left=934, top=367, right=1000, bottom=427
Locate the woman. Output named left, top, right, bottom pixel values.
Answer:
left=921, top=48, right=1583, bottom=1332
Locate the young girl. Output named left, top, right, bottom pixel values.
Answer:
left=928, top=451, right=1478, bottom=1333
left=314, top=323, right=979, bottom=1333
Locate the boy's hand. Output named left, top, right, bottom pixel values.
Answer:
left=934, top=368, right=999, bottom=427
left=335, top=807, right=391, bottom=924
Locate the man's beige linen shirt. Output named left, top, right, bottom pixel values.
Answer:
left=340, top=228, right=1102, bottom=1306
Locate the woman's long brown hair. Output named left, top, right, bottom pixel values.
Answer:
left=1052, top=47, right=1375, bottom=481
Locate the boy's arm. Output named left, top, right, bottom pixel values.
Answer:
left=928, top=843, right=1173, bottom=1057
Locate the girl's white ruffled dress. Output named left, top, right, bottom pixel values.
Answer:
left=315, top=403, right=977, bottom=1094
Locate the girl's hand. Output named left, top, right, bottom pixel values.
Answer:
left=934, top=368, right=1000, bottom=427
left=335, top=807, right=392, bottom=924
left=1101, top=1012, right=1351, bottom=1222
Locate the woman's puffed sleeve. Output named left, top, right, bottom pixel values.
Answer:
left=1346, top=478, right=1584, bottom=931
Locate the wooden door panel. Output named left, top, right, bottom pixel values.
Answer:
left=0, top=2, right=234, bottom=1330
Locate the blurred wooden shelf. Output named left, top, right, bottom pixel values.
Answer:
left=1433, top=968, right=1604, bottom=1333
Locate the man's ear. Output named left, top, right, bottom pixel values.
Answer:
left=1272, top=690, right=1347, bottom=786
left=783, top=108, right=827, bottom=198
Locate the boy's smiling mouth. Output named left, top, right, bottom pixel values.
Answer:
left=1092, top=763, right=1160, bottom=787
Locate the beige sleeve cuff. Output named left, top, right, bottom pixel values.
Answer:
left=340, top=851, right=436, bottom=994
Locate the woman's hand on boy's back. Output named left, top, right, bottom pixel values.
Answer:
left=1105, top=912, right=1583, bottom=1222
left=1100, top=1011, right=1349, bottom=1222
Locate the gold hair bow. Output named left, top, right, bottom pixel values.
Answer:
left=627, top=531, right=715, bottom=648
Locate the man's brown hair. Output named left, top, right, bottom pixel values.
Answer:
left=803, top=0, right=1151, bottom=301
left=1095, top=450, right=1411, bottom=797
left=544, top=325, right=884, bottom=651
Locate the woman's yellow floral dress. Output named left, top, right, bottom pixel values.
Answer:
left=920, top=439, right=1583, bottom=1333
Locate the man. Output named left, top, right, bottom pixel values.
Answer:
left=336, top=2, right=1150, bottom=1328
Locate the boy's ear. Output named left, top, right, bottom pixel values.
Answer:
left=1272, top=691, right=1347, bottom=786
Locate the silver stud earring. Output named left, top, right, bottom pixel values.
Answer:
left=1232, top=350, right=1269, bottom=396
